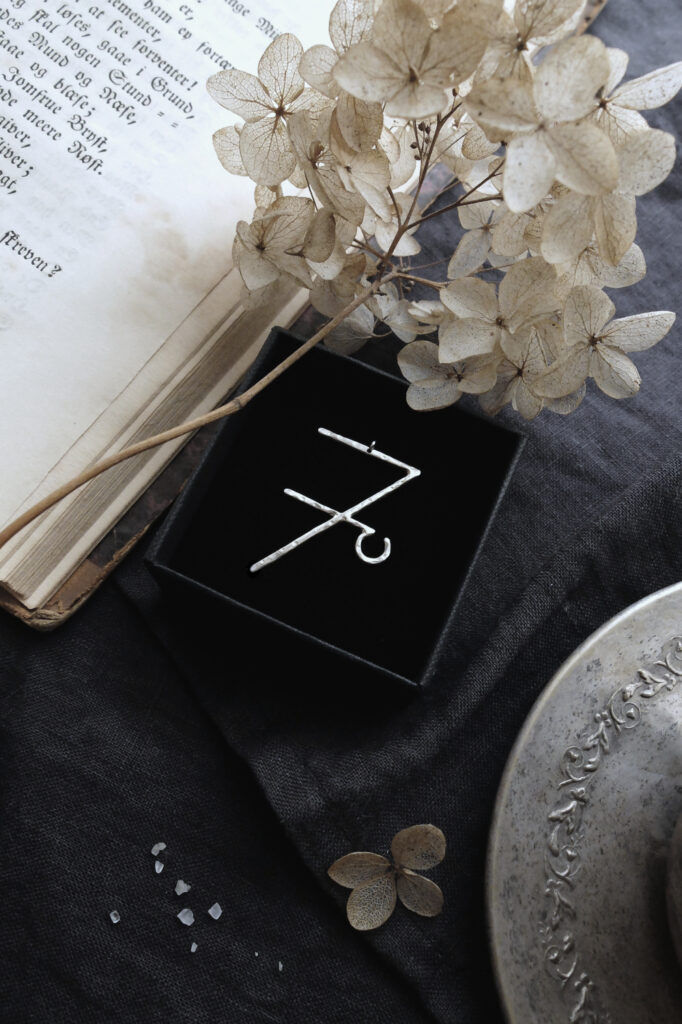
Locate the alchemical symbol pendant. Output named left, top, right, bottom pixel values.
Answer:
left=249, top=428, right=421, bottom=573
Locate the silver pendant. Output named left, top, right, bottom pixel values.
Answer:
left=249, top=427, right=420, bottom=574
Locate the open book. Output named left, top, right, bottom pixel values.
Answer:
left=0, top=0, right=334, bottom=625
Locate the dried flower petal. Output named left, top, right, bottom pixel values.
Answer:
left=541, top=192, right=594, bottom=264
left=590, top=345, right=641, bottom=398
left=593, top=192, right=637, bottom=267
left=447, top=229, right=493, bottom=279
left=212, top=126, right=248, bottom=176
left=239, top=117, right=297, bottom=187
left=333, top=93, right=383, bottom=153
left=612, top=60, right=682, bottom=111
left=514, top=0, right=586, bottom=45
left=391, top=824, right=446, bottom=870
left=616, top=128, right=677, bottom=196
left=533, top=36, right=610, bottom=124
left=396, top=870, right=444, bottom=917
left=602, top=311, right=675, bottom=352
left=299, top=44, right=340, bottom=99
left=564, top=285, right=615, bottom=345
left=441, top=278, right=498, bottom=321
left=346, top=873, right=397, bottom=931
left=302, top=209, right=336, bottom=263
left=329, top=0, right=375, bottom=54
left=545, top=123, right=618, bottom=197
left=206, top=70, right=272, bottom=121
left=538, top=346, right=591, bottom=399
left=328, top=851, right=390, bottom=888
left=504, top=132, right=556, bottom=213
left=439, top=318, right=499, bottom=361
left=257, top=33, right=305, bottom=110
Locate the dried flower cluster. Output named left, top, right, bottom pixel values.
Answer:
left=328, top=823, right=446, bottom=929
left=208, top=0, right=680, bottom=419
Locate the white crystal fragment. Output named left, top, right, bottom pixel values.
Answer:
left=190, top=942, right=198, bottom=953
left=151, top=842, right=166, bottom=856
left=109, top=910, right=121, bottom=925
left=278, top=961, right=283, bottom=973
left=208, top=902, right=222, bottom=920
left=175, top=879, right=191, bottom=895
left=155, top=860, right=164, bottom=874
left=254, top=951, right=259, bottom=957
left=177, top=908, right=195, bottom=926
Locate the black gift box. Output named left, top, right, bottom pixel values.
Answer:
left=147, top=330, right=524, bottom=690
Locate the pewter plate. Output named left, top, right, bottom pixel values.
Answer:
left=487, top=583, right=682, bottom=1024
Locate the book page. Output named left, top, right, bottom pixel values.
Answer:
left=0, top=0, right=333, bottom=525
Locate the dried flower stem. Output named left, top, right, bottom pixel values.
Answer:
left=413, top=166, right=504, bottom=229
left=0, top=272, right=398, bottom=550
left=396, top=273, right=443, bottom=291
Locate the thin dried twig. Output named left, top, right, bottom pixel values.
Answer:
left=0, top=274, right=397, bottom=549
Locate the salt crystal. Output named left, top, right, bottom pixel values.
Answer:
left=278, top=961, right=283, bottom=973
left=151, top=842, right=166, bottom=856
left=177, top=908, right=195, bottom=926
left=208, top=902, right=222, bottom=920
left=175, top=880, right=191, bottom=895
left=190, top=942, right=198, bottom=953
left=254, top=951, right=259, bottom=958
left=109, top=910, right=121, bottom=925
left=155, top=860, right=164, bottom=874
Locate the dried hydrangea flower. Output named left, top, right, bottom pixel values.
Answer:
left=480, top=325, right=580, bottom=420
left=540, top=127, right=676, bottom=267
left=328, top=823, right=446, bottom=930
left=205, top=0, right=680, bottom=425
left=466, top=36, right=618, bottom=212
left=447, top=194, right=504, bottom=279
left=398, top=340, right=496, bottom=410
left=589, top=50, right=682, bottom=145
left=439, top=256, right=559, bottom=363
left=538, top=285, right=675, bottom=400
left=207, top=33, right=328, bottom=186
left=480, top=0, right=586, bottom=82
left=554, top=242, right=646, bottom=296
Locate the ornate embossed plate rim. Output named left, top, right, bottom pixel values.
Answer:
left=486, top=581, right=682, bottom=1024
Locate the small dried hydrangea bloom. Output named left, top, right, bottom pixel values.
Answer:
left=209, top=0, right=680, bottom=422
left=328, top=824, right=446, bottom=930
left=207, top=34, right=327, bottom=186
left=537, top=285, right=676, bottom=400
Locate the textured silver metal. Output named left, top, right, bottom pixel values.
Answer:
left=488, top=582, right=682, bottom=1024
left=668, top=813, right=682, bottom=971
left=249, top=428, right=420, bottom=573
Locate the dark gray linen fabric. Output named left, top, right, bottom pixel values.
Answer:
left=1, top=2, right=681, bottom=1021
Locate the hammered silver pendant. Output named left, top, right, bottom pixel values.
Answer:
left=249, top=427, right=420, bottom=573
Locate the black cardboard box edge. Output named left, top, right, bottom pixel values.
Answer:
left=145, top=328, right=526, bottom=692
